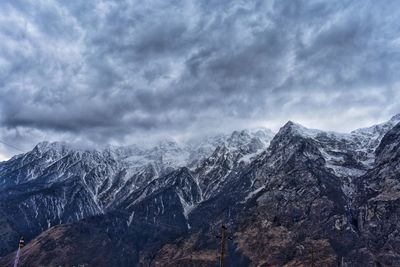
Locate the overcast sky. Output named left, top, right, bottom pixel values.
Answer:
left=0, top=0, right=399, bottom=159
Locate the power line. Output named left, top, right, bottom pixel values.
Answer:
left=0, top=140, right=25, bottom=153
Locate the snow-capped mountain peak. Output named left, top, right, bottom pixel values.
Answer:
left=351, top=113, right=400, bottom=139
left=2, top=115, right=400, bottom=266
left=273, top=118, right=398, bottom=179
left=33, top=141, right=71, bottom=154
left=279, top=120, right=324, bottom=138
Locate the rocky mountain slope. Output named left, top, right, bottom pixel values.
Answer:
left=0, top=128, right=274, bottom=257
left=0, top=115, right=400, bottom=266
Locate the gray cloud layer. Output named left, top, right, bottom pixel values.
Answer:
left=0, top=0, right=400, bottom=158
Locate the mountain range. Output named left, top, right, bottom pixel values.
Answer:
left=0, top=115, right=400, bottom=266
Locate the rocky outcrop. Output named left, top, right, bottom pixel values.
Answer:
left=0, top=116, right=400, bottom=266
left=353, top=123, right=400, bottom=266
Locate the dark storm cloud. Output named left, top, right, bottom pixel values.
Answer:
left=0, top=0, right=400, bottom=157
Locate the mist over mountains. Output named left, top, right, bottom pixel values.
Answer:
left=1, top=0, right=400, bottom=161
left=0, top=114, right=399, bottom=266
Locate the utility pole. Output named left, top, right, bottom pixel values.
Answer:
left=310, top=245, right=315, bottom=267
left=220, top=224, right=226, bottom=267
left=216, top=224, right=227, bottom=267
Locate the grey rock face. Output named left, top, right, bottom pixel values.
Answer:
left=353, top=123, right=400, bottom=266
left=0, top=128, right=273, bottom=256
left=0, top=117, right=400, bottom=266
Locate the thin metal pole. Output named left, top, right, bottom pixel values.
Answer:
left=220, top=225, right=226, bottom=267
